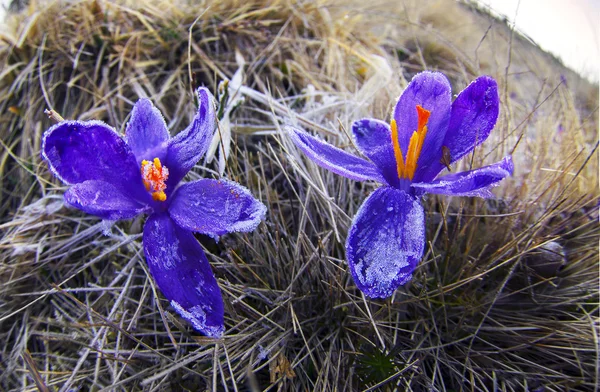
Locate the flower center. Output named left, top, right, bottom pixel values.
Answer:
left=141, top=158, right=169, bottom=202
left=390, top=105, right=430, bottom=181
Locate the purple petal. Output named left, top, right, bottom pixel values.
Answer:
left=65, top=180, right=148, bottom=220
left=346, top=187, right=425, bottom=298
left=165, top=87, right=217, bottom=187
left=288, top=127, right=387, bottom=183
left=420, top=76, right=499, bottom=182
left=169, top=179, right=266, bottom=237
left=41, top=120, right=150, bottom=202
left=411, top=156, right=513, bottom=198
left=143, top=213, right=224, bottom=337
left=42, top=121, right=136, bottom=184
left=352, top=119, right=399, bottom=186
left=124, top=98, right=169, bottom=164
left=392, top=71, right=452, bottom=181
left=446, top=76, right=499, bottom=162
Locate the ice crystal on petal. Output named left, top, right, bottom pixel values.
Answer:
left=171, top=300, right=224, bottom=338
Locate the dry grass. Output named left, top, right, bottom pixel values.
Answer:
left=0, top=0, right=598, bottom=390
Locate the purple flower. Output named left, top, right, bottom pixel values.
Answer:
left=41, top=88, right=266, bottom=337
left=289, top=71, right=513, bottom=298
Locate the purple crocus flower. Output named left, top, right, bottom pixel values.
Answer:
left=289, top=71, right=513, bottom=298
left=41, top=87, right=266, bottom=337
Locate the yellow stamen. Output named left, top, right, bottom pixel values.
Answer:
left=390, top=105, right=431, bottom=181
left=390, top=119, right=406, bottom=178
left=152, top=191, right=167, bottom=202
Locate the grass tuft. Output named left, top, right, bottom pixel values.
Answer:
left=0, top=0, right=597, bottom=390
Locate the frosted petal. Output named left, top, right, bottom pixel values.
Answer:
left=124, top=98, right=169, bottom=164
left=41, top=120, right=149, bottom=202
left=392, top=71, right=452, bottom=182
left=288, top=126, right=387, bottom=183
left=412, top=156, right=513, bottom=198
left=143, top=213, right=224, bottom=337
left=352, top=118, right=399, bottom=186
left=64, top=180, right=148, bottom=220
left=165, top=87, right=217, bottom=187
left=346, top=187, right=425, bottom=298
left=168, top=179, right=266, bottom=237
left=419, top=76, right=499, bottom=182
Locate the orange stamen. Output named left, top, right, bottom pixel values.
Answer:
left=390, top=105, right=431, bottom=181
left=141, top=158, right=169, bottom=202
left=390, top=119, right=405, bottom=179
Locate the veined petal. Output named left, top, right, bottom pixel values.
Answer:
left=411, top=156, right=513, bottom=198
left=65, top=180, right=148, bottom=220
left=143, top=214, right=224, bottom=337
left=125, top=98, right=169, bottom=164
left=352, top=119, right=399, bottom=186
left=169, top=179, right=266, bottom=236
left=420, top=76, right=499, bottom=182
left=393, top=71, right=452, bottom=180
left=288, top=127, right=387, bottom=183
left=346, top=187, right=425, bottom=298
left=165, top=87, right=217, bottom=187
left=41, top=120, right=149, bottom=202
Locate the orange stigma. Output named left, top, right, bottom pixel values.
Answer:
left=141, top=158, right=169, bottom=201
left=390, top=105, right=430, bottom=181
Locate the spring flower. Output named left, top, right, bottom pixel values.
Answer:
left=289, top=71, right=513, bottom=298
left=41, top=87, right=266, bottom=337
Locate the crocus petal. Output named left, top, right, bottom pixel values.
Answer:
left=165, top=87, right=217, bottom=187
left=393, top=71, right=452, bottom=179
left=411, top=156, right=513, bottom=198
left=41, top=120, right=150, bottom=202
left=143, top=213, right=224, bottom=337
left=169, top=179, right=266, bottom=237
left=420, top=76, right=500, bottom=182
left=352, top=119, right=399, bottom=186
left=124, top=98, right=169, bottom=164
left=288, top=127, right=387, bottom=183
left=346, top=187, right=425, bottom=298
left=445, top=76, right=499, bottom=162
left=64, top=180, right=149, bottom=220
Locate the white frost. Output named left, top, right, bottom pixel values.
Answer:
left=170, top=300, right=223, bottom=338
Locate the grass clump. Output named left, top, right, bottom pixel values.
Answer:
left=0, top=0, right=597, bottom=390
